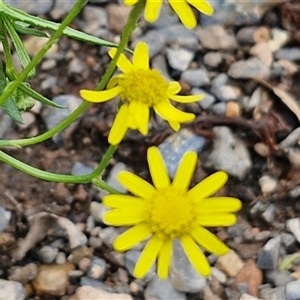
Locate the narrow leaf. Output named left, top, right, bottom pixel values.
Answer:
left=2, top=15, right=35, bottom=78
left=3, top=96, right=24, bottom=123
left=19, top=83, right=66, bottom=109
left=14, top=22, right=48, bottom=38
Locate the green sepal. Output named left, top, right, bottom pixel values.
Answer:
left=3, top=95, right=24, bottom=124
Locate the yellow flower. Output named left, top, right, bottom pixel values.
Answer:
left=80, top=42, right=203, bottom=145
left=124, top=0, right=214, bottom=29
left=103, top=146, right=242, bottom=279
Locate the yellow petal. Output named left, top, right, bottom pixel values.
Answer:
left=180, top=235, right=210, bottom=276
left=103, top=195, right=145, bottom=209
left=188, top=0, right=214, bottom=16
left=197, top=213, right=237, bottom=227
left=133, top=42, right=149, bottom=70
left=103, top=207, right=146, bottom=226
left=147, top=146, right=170, bottom=189
left=195, top=197, right=242, bottom=213
left=108, top=104, right=129, bottom=145
left=107, top=74, right=124, bottom=89
left=144, top=0, right=163, bottom=23
left=187, top=171, right=228, bottom=199
left=118, top=171, right=156, bottom=198
left=169, top=0, right=197, bottom=29
left=168, top=93, right=204, bottom=103
left=157, top=238, right=173, bottom=280
left=80, top=87, right=120, bottom=103
left=154, top=100, right=195, bottom=123
left=128, top=101, right=149, bottom=135
left=113, top=222, right=152, bottom=251
left=109, top=48, right=133, bottom=74
left=168, top=120, right=180, bottom=131
left=191, top=227, right=229, bottom=256
left=167, top=81, right=181, bottom=94
left=172, top=151, right=197, bottom=191
left=134, top=234, right=163, bottom=278
left=124, top=0, right=138, bottom=5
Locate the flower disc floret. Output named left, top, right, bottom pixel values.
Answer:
left=118, top=69, right=168, bottom=106
left=103, top=146, right=242, bottom=279
left=80, top=42, right=203, bottom=145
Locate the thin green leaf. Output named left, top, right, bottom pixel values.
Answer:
left=3, top=96, right=24, bottom=123
left=1, top=5, right=133, bottom=53
left=279, top=253, right=300, bottom=271
left=0, top=61, right=7, bottom=92
left=2, top=15, right=36, bottom=78
left=13, top=22, right=48, bottom=38
left=19, top=83, right=66, bottom=109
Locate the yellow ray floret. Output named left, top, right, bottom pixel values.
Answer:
left=80, top=42, right=203, bottom=145
left=123, top=0, right=214, bottom=29
left=103, top=146, right=242, bottom=279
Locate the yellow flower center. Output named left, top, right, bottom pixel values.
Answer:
left=147, top=186, right=197, bottom=239
left=118, top=69, right=168, bottom=106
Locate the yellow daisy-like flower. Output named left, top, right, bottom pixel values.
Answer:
left=124, top=0, right=214, bottom=29
left=80, top=42, right=203, bottom=145
left=103, top=146, right=242, bottom=279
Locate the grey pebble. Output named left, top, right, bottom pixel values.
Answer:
left=191, top=88, right=216, bottom=110
left=259, top=284, right=285, bottom=300
left=166, top=47, right=194, bottom=71
left=196, top=25, right=237, bottom=51
left=145, top=277, right=186, bottom=300
left=228, top=57, right=270, bottom=79
left=0, top=205, right=11, bottom=232
left=38, top=245, right=58, bottom=264
left=158, top=128, right=206, bottom=178
left=203, top=52, right=223, bottom=68
left=98, top=227, right=120, bottom=248
left=55, top=252, right=67, bottom=264
left=205, top=126, right=252, bottom=180
left=0, top=279, right=26, bottom=300
left=170, top=240, right=207, bottom=293
left=87, top=257, right=107, bottom=280
left=285, top=280, right=300, bottom=300
left=82, top=6, right=108, bottom=36
left=286, top=218, right=300, bottom=244
left=88, top=237, right=102, bottom=249
left=275, top=48, right=300, bottom=61
left=0, top=112, right=13, bottom=138
left=261, top=204, right=276, bottom=223
left=42, top=94, right=82, bottom=146
left=211, top=73, right=229, bottom=87
left=80, top=276, right=114, bottom=292
left=265, top=269, right=294, bottom=287
left=90, top=202, right=107, bottom=223
left=71, top=162, right=93, bottom=176
left=211, top=102, right=226, bottom=115
left=257, top=236, right=281, bottom=270
left=211, top=84, right=242, bottom=102
left=4, top=0, right=53, bottom=14
left=180, top=68, right=209, bottom=87
left=41, top=75, right=58, bottom=90
left=104, top=162, right=128, bottom=194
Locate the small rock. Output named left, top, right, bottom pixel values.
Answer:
left=203, top=52, right=223, bottom=68
left=23, top=36, right=58, bottom=57
left=236, top=26, right=257, bottom=45
left=8, top=263, right=38, bottom=284
left=212, top=85, right=242, bottom=102
left=68, top=246, right=93, bottom=265
left=249, top=42, right=273, bottom=66
left=82, top=6, right=108, bottom=35
left=87, top=257, right=106, bottom=280
left=70, top=286, right=133, bottom=300
left=166, top=47, right=194, bottom=71
left=71, top=162, right=93, bottom=176
left=158, top=128, right=206, bottom=178
left=106, top=4, right=131, bottom=34
left=268, top=28, right=289, bottom=52
left=0, top=205, right=11, bottom=232
left=56, top=252, right=67, bottom=264
left=98, top=227, right=120, bottom=248
left=192, top=88, right=216, bottom=109
left=90, top=201, right=108, bottom=223
left=261, top=204, right=276, bottom=223
left=265, top=269, right=294, bottom=287
left=259, top=175, right=278, bottom=193
left=38, top=245, right=58, bottom=264
left=0, top=279, right=26, bottom=300
left=170, top=241, right=207, bottom=293
left=211, top=267, right=227, bottom=284
left=275, top=48, right=300, bottom=61
left=234, top=259, right=263, bottom=297
left=144, top=277, right=186, bottom=300
left=253, top=26, right=271, bottom=43
left=226, top=101, right=241, bottom=117
left=240, top=294, right=262, bottom=300
left=257, top=236, right=281, bottom=270
left=32, top=263, right=75, bottom=296
left=68, top=57, right=89, bottom=82
left=216, top=250, right=244, bottom=277
left=196, top=25, right=237, bottom=50
left=286, top=280, right=300, bottom=300
left=259, top=284, right=285, bottom=300
left=228, top=57, right=270, bottom=79
left=286, top=218, right=300, bottom=243
left=205, top=126, right=252, bottom=180
left=180, top=68, right=209, bottom=87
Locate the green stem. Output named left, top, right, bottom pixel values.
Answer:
left=0, top=0, right=88, bottom=107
